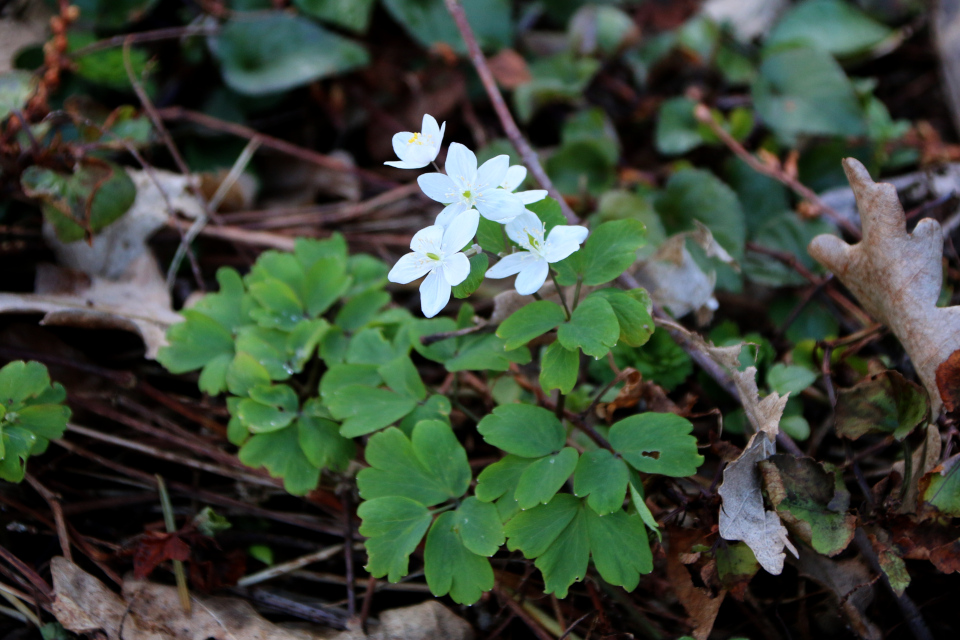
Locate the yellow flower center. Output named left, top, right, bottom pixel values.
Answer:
left=408, top=132, right=423, bottom=145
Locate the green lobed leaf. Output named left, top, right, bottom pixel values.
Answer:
left=556, top=296, right=620, bottom=359
left=574, top=449, right=629, bottom=515
left=382, top=0, right=512, bottom=54
left=515, top=447, right=579, bottom=509
left=357, top=421, right=470, bottom=505
left=443, top=334, right=531, bottom=372
left=505, top=494, right=652, bottom=597
left=554, top=219, right=646, bottom=286
left=336, top=290, right=391, bottom=331
left=327, top=385, right=417, bottom=437
left=399, top=395, right=452, bottom=435
left=424, top=511, right=495, bottom=605
left=455, top=497, right=505, bottom=556
left=609, top=412, right=703, bottom=477
left=346, top=328, right=399, bottom=365
left=475, top=454, right=534, bottom=503
left=225, top=352, right=271, bottom=396
left=477, top=404, right=566, bottom=458
left=589, top=289, right=654, bottom=348
left=0, top=71, right=36, bottom=123
left=476, top=217, right=506, bottom=254
left=766, top=363, right=818, bottom=396
left=238, top=425, right=320, bottom=495
left=378, top=355, right=427, bottom=401
left=237, top=384, right=299, bottom=434
left=358, top=496, right=433, bottom=583
left=213, top=13, right=369, bottom=95
left=298, top=412, right=355, bottom=472
left=497, top=301, right=567, bottom=351
left=539, top=342, right=580, bottom=395
left=303, top=256, right=352, bottom=316
left=919, top=455, right=960, bottom=517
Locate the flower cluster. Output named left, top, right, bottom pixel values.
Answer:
left=387, top=114, right=589, bottom=317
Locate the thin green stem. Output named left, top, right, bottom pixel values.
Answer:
left=572, top=276, right=583, bottom=310
left=551, top=273, right=571, bottom=319
left=156, top=474, right=191, bottom=614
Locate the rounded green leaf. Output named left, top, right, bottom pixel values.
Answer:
left=475, top=454, right=534, bottom=503
left=515, top=447, right=579, bottom=509
left=574, top=449, right=629, bottom=515
left=497, top=301, right=567, bottom=351
left=609, top=412, right=704, bottom=477
left=358, top=496, right=432, bottom=583
left=477, top=404, right=565, bottom=458
left=213, top=13, right=369, bottom=95
left=424, top=511, right=494, bottom=605
left=557, top=296, right=620, bottom=359
left=327, top=386, right=417, bottom=437
left=540, top=342, right=580, bottom=395
left=456, top=497, right=505, bottom=557
left=590, top=289, right=655, bottom=348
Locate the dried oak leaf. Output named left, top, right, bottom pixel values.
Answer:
left=132, top=531, right=192, bottom=580
left=656, top=319, right=796, bottom=573
left=665, top=528, right=725, bottom=640
left=0, top=253, right=181, bottom=360
left=808, top=158, right=960, bottom=415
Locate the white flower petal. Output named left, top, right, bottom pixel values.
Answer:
left=501, top=165, right=527, bottom=191
left=410, top=225, right=444, bottom=254
left=543, top=225, right=590, bottom=263
left=515, top=258, right=550, bottom=295
left=518, top=189, right=548, bottom=204
left=418, top=173, right=457, bottom=203
left=476, top=188, right=525, bottom=223
left=388, top=252, right=435, bottom=284
left=505, top=212, right=545, bottom=250
left=445, top=142, right=478, bottom=191
left=476, top=155, right=510, bottom=191
left=435, top=202, right=468, bottom=227
left=441, top=209, right=480, bottom=254
left=420, top=270, right=452, bottom=318
left=421, top=114, right=440, bottom=140
left=441, top=252, right=471, bottom=286
left=391, top=131, right=415, bottom=160
left=485, top=251, right=539, bottom=279
left=386, top=159, right=429, bottom=169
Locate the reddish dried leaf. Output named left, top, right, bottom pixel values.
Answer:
left=133, top=532, right=191, bottom=580
left=936, top=349, right=960, bottom=413
left=487, top=49, right=532, bottom=89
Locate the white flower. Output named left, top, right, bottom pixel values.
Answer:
left=485, top=212, right=588, bottom=295
left=500, top=165, right=547, bottom=205
left=385, top=114, right=446, bottom=169
left=388, top=209, right=480, bottom=318
left=418, top=142, right=525, bottom=227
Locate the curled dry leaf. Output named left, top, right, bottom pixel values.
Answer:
left=808, top=158, right=960, bottom=415
left=658, top=319, right=796, bottom=574
left=665, top=528, right=725, bottom=640
left=51, top=557, right=473, bottom=640
left=633, top=234, right=719, bottom=323
left=0, top=254, right=181, bottom=360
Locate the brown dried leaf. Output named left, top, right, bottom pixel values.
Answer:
left=51, top=557, right=473, bottom=640
left=808, top=158, right=960, bottom=415
left=665, top=529, right=726, bottom=640
left=0, top=254, right=181, bottom=359
left=487, top=49, right=532, bottom=89
left=718, top=432, right=798, bottom=575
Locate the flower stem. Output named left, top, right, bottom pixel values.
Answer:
left=554, top=392, right=566, bottom=420
left=156, top=474, right=191, bottom=614
left=572, top=276, right=583, bottom=310
left=551, top=273, right=571, bottom=320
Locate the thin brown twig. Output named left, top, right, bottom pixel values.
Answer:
left=157, top=106, right=398, bottom=191
left=693, top=104, right=861, bottom=239
left=23, top=474, right=71, bottom=563
left=0, top=545, right=51, bottom=602
left=443, top=0, right=580, bottom=225
left=493, top=586, right=555, bottom=640
left=71, top=24, right=219, bottom=58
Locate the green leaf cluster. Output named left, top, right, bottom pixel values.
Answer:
left=357, top=420, right=503, bottom=604
left=0, top=361, right=71, bottom=483
left=159, top=235, right=445, bottom=495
